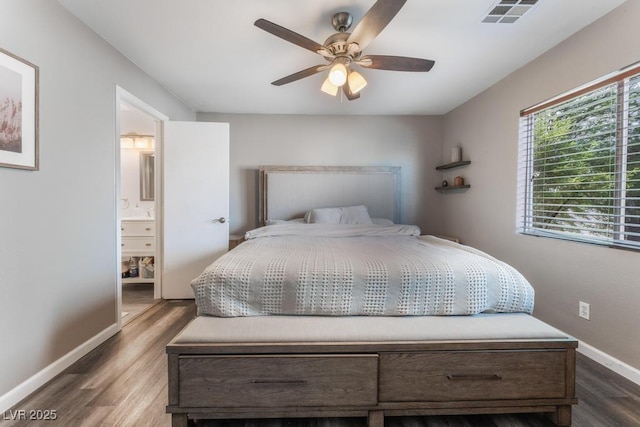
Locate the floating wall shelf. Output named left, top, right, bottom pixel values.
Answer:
left=435, top=185, right=471, bottom=191
left=435, top=160, right=471, bottom=170
left=435, top=160, right=471, bottom=191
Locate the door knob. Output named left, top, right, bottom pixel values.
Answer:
left=212, top=217, right=227, bottom=223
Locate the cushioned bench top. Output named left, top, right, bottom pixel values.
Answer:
left=172, top=313, right=571, bottom=344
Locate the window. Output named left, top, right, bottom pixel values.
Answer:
left=518, top=64, right=640, bottom=250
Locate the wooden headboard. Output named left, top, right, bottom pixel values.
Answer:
left=258, top=166, right=401, bottom=225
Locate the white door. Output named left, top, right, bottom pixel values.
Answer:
left=162, top=121, right=229, bottom=299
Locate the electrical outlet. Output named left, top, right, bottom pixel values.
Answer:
left=579, top=301, right=590, bottom=320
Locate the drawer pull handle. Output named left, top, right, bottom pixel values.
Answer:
left=251, top=380, right=308, bottom=385
left=145, top=243, right=152, bottom=246
left=447, top=374, right=502, bottom=381
left=145, top=227, right=151, bottom=231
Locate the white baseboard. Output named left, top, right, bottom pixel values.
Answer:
left=578, top=340, right=640, bottom=386
left=0, top=323, right=119, bottom=413
left=2, top=324, right=638, bottom=413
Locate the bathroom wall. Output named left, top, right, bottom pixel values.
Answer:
left=120, top=105, right=156, bottom=218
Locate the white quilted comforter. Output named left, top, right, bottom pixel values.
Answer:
left=191, top=224, right=534, bottom=317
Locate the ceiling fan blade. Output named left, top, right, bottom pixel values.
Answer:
left=359, top=55, right=435, bottom=72
left=343, top=82, right=361, bottom=101
left=255, top=18, right=325, bottom=54
left=271, top=65, right=327, bottom=86
left=347, top=0, right=407, bottom=52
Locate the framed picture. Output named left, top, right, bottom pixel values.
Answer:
left=0, top=47, right=38, bottom=170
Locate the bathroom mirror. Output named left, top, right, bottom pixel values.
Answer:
left=140, top=151, right=155, bottom=201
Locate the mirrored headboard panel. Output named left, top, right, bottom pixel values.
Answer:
left=258, top=166, right=401, bottom=225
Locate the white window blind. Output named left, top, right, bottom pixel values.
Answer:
left=517, top=64, right=640, bottom=250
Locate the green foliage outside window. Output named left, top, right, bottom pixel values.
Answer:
left=521, top=72, right=640, bottom=248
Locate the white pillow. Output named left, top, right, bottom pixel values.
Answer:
left=371, top=217, right=394, bottom=225
left=305, top=205, right=373, bottom=224
left=265, top=218, right=305, bottom=225
left=340, top=205, right=374, bottom=224
left=304, top=207, right=341, bottom=224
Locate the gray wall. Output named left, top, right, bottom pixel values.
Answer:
left=197, top=113, right=444, bottom=235
left=0, top=0, right=194, bottom=400
left=2, top=0, right=637, bottom=408
left=442, top=1, right=640, bottom=369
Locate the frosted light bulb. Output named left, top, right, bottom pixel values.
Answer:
left=328, top=63, right=347, bottom=86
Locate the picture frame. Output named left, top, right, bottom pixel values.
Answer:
left=0, top=47, right=39, bottom=170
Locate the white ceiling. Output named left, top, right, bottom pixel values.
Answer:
left=57, top=0, right=625, bottom=115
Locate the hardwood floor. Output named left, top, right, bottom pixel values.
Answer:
left=2, top=300, right=195, bottom=427
left=3, top=300, right=640, bottom=427
left=121, top=282, right=156, bottom=325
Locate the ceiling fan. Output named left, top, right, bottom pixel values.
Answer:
left=254, top=0, right=435, bottom=100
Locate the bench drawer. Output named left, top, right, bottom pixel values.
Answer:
left=178, top=354, right=378, bottom=408
left=379, top=350, right=567, bottom=402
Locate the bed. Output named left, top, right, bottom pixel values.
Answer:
left=166, top=166, right=578, bottom=427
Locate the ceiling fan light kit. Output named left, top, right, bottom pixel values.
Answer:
left=254, top=0, right=435, bottom=101
left=328, top=61, right=348, bottom=86
left=348, top=70, right=367, bottom=93
left=321, top=77, right=339, bottom=96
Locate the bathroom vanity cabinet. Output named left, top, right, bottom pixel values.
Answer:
left=121, top=218, right=155, bottom=284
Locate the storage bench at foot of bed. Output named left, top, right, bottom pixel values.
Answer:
left=166, top=314, right=578, bottom=427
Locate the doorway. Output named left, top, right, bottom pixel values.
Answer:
left=116, top=87, right=168, bottom=327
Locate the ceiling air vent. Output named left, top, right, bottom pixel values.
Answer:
left=482, top=0, right=539, bottom=23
